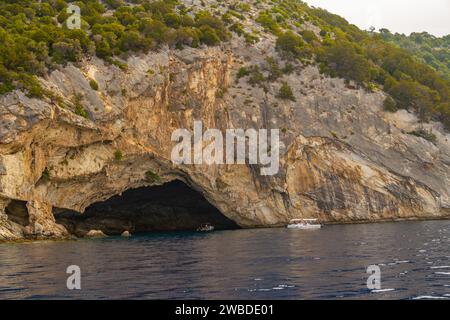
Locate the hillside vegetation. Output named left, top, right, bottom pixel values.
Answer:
left=0, top=0, right=449, bottom=130
left=378, top=30, right=450, bottom=81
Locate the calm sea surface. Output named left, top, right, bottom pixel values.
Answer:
left=0, top=220, right=449, bottom=299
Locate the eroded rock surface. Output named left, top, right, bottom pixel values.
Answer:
left=1, top=41, right=449, bottom=241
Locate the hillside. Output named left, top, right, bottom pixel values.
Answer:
left=0, top=0, right=449, bottom=129
left=0, top=0, right=449, bottom=241
left=378, top=30, right=450, bottom=81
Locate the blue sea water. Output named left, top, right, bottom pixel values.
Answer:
left=0, top=220, right=449, bottom=300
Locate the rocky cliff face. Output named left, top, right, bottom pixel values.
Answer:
left=1, top=36, right=449, bottom=241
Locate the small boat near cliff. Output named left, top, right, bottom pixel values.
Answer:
left=196, top=223, right=215, bottom=232
left=287, top=219, right=322, bottom=230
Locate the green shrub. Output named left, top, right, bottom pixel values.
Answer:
left=282, top=63, right=295, bottom=74
left=317, top=41, right=372, bottom=84
left=175, top=27, right=200, bottom=47
left=277, top=82, right=296, bottom=101
left=41, top=168, right=50, bottom=182
left=75, top=105, right=89, bottom=118
left=276, top=31, right=304, bottom=57
left=436, top=103, right=450, bottom=131
left=408, top=129, right=437, bottom=143
left=164, top=13, right=182, bottom=28
left=114, top=150, right=123, bottom=161
left=52, top=39, right=83, bottom=64
left=256, top=12, right=281, bottom=34
left=120, top=30, right=152, bottom=52
left=248, top=66, right=265, bottom=86
left=109, top=59, right=128, bottom=70
left=383, top=96, right=398, bottom=112
left=244, top=32, right=259, bottom=44
left=230, top=23, right=245, bottom=36
left=301, top=30, right=318, bottom=43
left=89, top=79, right=99, bottom=91
left=237, top=67, right=250, bottom=79
left=236, top=3, right=251, bottom=13
left=265, top=57, right=282, bottom=81
left=105, top=0, right=124, bottom=10
left=196, top=11, right=229, bottom=42
left=145, top=170, right=161, bottom=183
left=386, top=80, right=439, bottom=121
left=72, top=94, right=89, bottom=118
left=199, top=25, right=221, bottom=45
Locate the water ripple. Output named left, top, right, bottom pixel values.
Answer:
left=0, top=220, right=449, bottom=299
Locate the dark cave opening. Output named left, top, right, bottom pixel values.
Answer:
left=55, top=180, right=239, bottom=236
left=5, top=200, right=29, bottom=226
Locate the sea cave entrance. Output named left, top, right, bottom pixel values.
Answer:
left=55, top=180, right=239, bottom=237
left=5, top=200, right=29, bottom=226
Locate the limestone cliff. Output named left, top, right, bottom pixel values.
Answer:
left=1, top=36, right=449, bottom=241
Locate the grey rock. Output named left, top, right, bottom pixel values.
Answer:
left=121, top=231, right=131, bottom=237
left=85, top=230, right=107, bottom=238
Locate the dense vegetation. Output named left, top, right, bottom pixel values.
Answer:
left=378, top=30, right=450, bottom=81
left=0, top=0, right=449, bottom=131
left=260, top=0, right=450, bottom=130
left=0, top=0, right=229, bottom=97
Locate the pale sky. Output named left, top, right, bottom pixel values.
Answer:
left=303, top=0, right=450, bottom=37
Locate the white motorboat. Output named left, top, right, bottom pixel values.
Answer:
left=196, top=223, right=215, bottom=232
left=287, top=219, right=322, bottom=229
